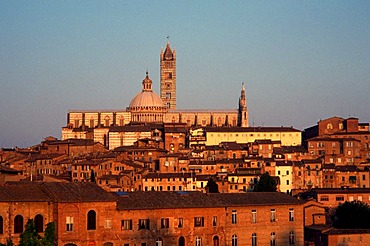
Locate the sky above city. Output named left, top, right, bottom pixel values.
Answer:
left=1, top=1, right=370, bottom=147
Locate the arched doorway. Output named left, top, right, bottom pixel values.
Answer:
left=213, top=235, right=219, bottom=246
left=178, top=236, right=185, bottom=246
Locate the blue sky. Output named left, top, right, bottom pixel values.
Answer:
left=1, top=1, right=370, bottom=147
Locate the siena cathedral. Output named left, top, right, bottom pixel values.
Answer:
left=62, top=41, right=249, bottom=149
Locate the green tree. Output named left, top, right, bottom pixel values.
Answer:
left=254, top=172, right=277, bottom=192
left=205, top=177, right=219, bottom=193
left=19, top=219, right=40, bottom=246
left=40, top=222, right=56, bottom=246
left=332, top=200, right=370, bottom=229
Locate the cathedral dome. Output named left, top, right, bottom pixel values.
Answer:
left=127, top=72, right=167, bottom=123
left=129, top=90, right=165, bottom=108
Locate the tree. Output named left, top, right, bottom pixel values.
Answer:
left=19, top=220, right=56, bottom=246
left=19, top=219, right=40, bottom=246
left=205, top=177, right=219, bottom=193
left=40, top=222, right=56, bottom=246
left=254, top=172, right=277, bottom=192
left=332, top=200, right=370, bottom=229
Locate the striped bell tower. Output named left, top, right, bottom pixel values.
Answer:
left=160, top=39, right=176, bottom=110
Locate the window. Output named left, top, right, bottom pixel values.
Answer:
left=252, top=233, right=257, bottom=246
left=194, top=217, right=204, bottom=227
left=14, top=215, right=24, bottom=233
left=289, top=231, right=295, bottom=245
left=270, top=232, right=276, bottom=246
left=138, top=219, right=150, bottom=230
left=212, top=216, right=217, bottom=227
left=121, top=220, right=132, bottom=230
left=87, top=210, right=96, bottom=230
left=232, top=234, right=238, bottom=246
left=34, top=214, right=44, bottom=233
left=232, top=210, right=237, bottom=224
left=0, top=216, right=3, bottom=234
left=105, top=219, right=112, bottom=228
left=252, top=210, right=257, bottom=223
left=289, top=209, right=294, bottom=221
left=161, top=218, right=169, bottom=228
left=336, top=196, right=344, bottom=202
left=196, top=237, right=202, bottom=246
left=178, top=218, right=183, bottom=228
left=66, top=216, right=74, bottom=231
left=270, top=209, right=276, bottom=222
left=320, top=196, right=329, bottom=202
left=156, top=238, right=163, bottom=246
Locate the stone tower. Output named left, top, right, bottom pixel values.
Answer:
left=160, top=40, right=176, bottom=110
left=238, top=83, right=249, bottom=127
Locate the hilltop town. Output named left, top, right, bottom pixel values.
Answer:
left=1, top=42, right=370, bottom=246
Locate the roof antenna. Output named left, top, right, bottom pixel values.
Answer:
left=167, top=35, right=170, bottom=43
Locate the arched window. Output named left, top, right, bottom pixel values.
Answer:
left=232, top=234, right=237, bottom=246
left=87, top=210, right=96, bottom=230
left=178, top=236, right=185, bottom=246
left=104, top=116, right=110, bottom=127
left=90, top=118, right=95, bottom=128
left=64, top=244, right=77, bottom=246
left=213, top=236, right=219, bottom=246
left=0, top=216, right=3, bottom=234
left=270, top=232, right=276, bottom=246
left=103, top=243, right=113, bottom=246
left=14, top=215, right=24, bottom=233
left=156, top=238, right=163, bottom=246
left=196, top=236, right=202, bottom=246
left=252, top=233, right=257, bottom=246
left=34, top=214, right=44, bottom=233
left=119, top=117, right=124, bottom=126
left=289, top=231, right=295, bottom=245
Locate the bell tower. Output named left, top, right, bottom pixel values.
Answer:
left=238, top=83, right=249, bottom=127
left=160, top=39, right=176, bottom=110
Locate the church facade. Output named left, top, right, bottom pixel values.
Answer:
left=62, top=41, right=249, bottom=148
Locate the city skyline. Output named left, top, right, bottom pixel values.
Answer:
left=1, top=1, right=370, bottom=147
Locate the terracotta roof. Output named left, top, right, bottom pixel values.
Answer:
left=274, top=145, right=307, bottom=154
left=311, top=188, right=370, bottom=194
left=42, top=182, right=117, bottom=202
left=73, top=159, right=106, bottom=166
left=0, top=183, right=52, bottom=202
left=335, top=165, right=358, bottom=172
left=0, top=165, right=22, bottom=174
left=325, top=228, right=370, bottom=235
left=99, top=175, right=122, bottom=180
left=116, top=191, right=301, bottom=210
left=2, top=182, right=116, bottom=203
left=143, top=172, right=194, bottom=179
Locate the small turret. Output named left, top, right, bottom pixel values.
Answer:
left=238, top=82, right=249, bottom=127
